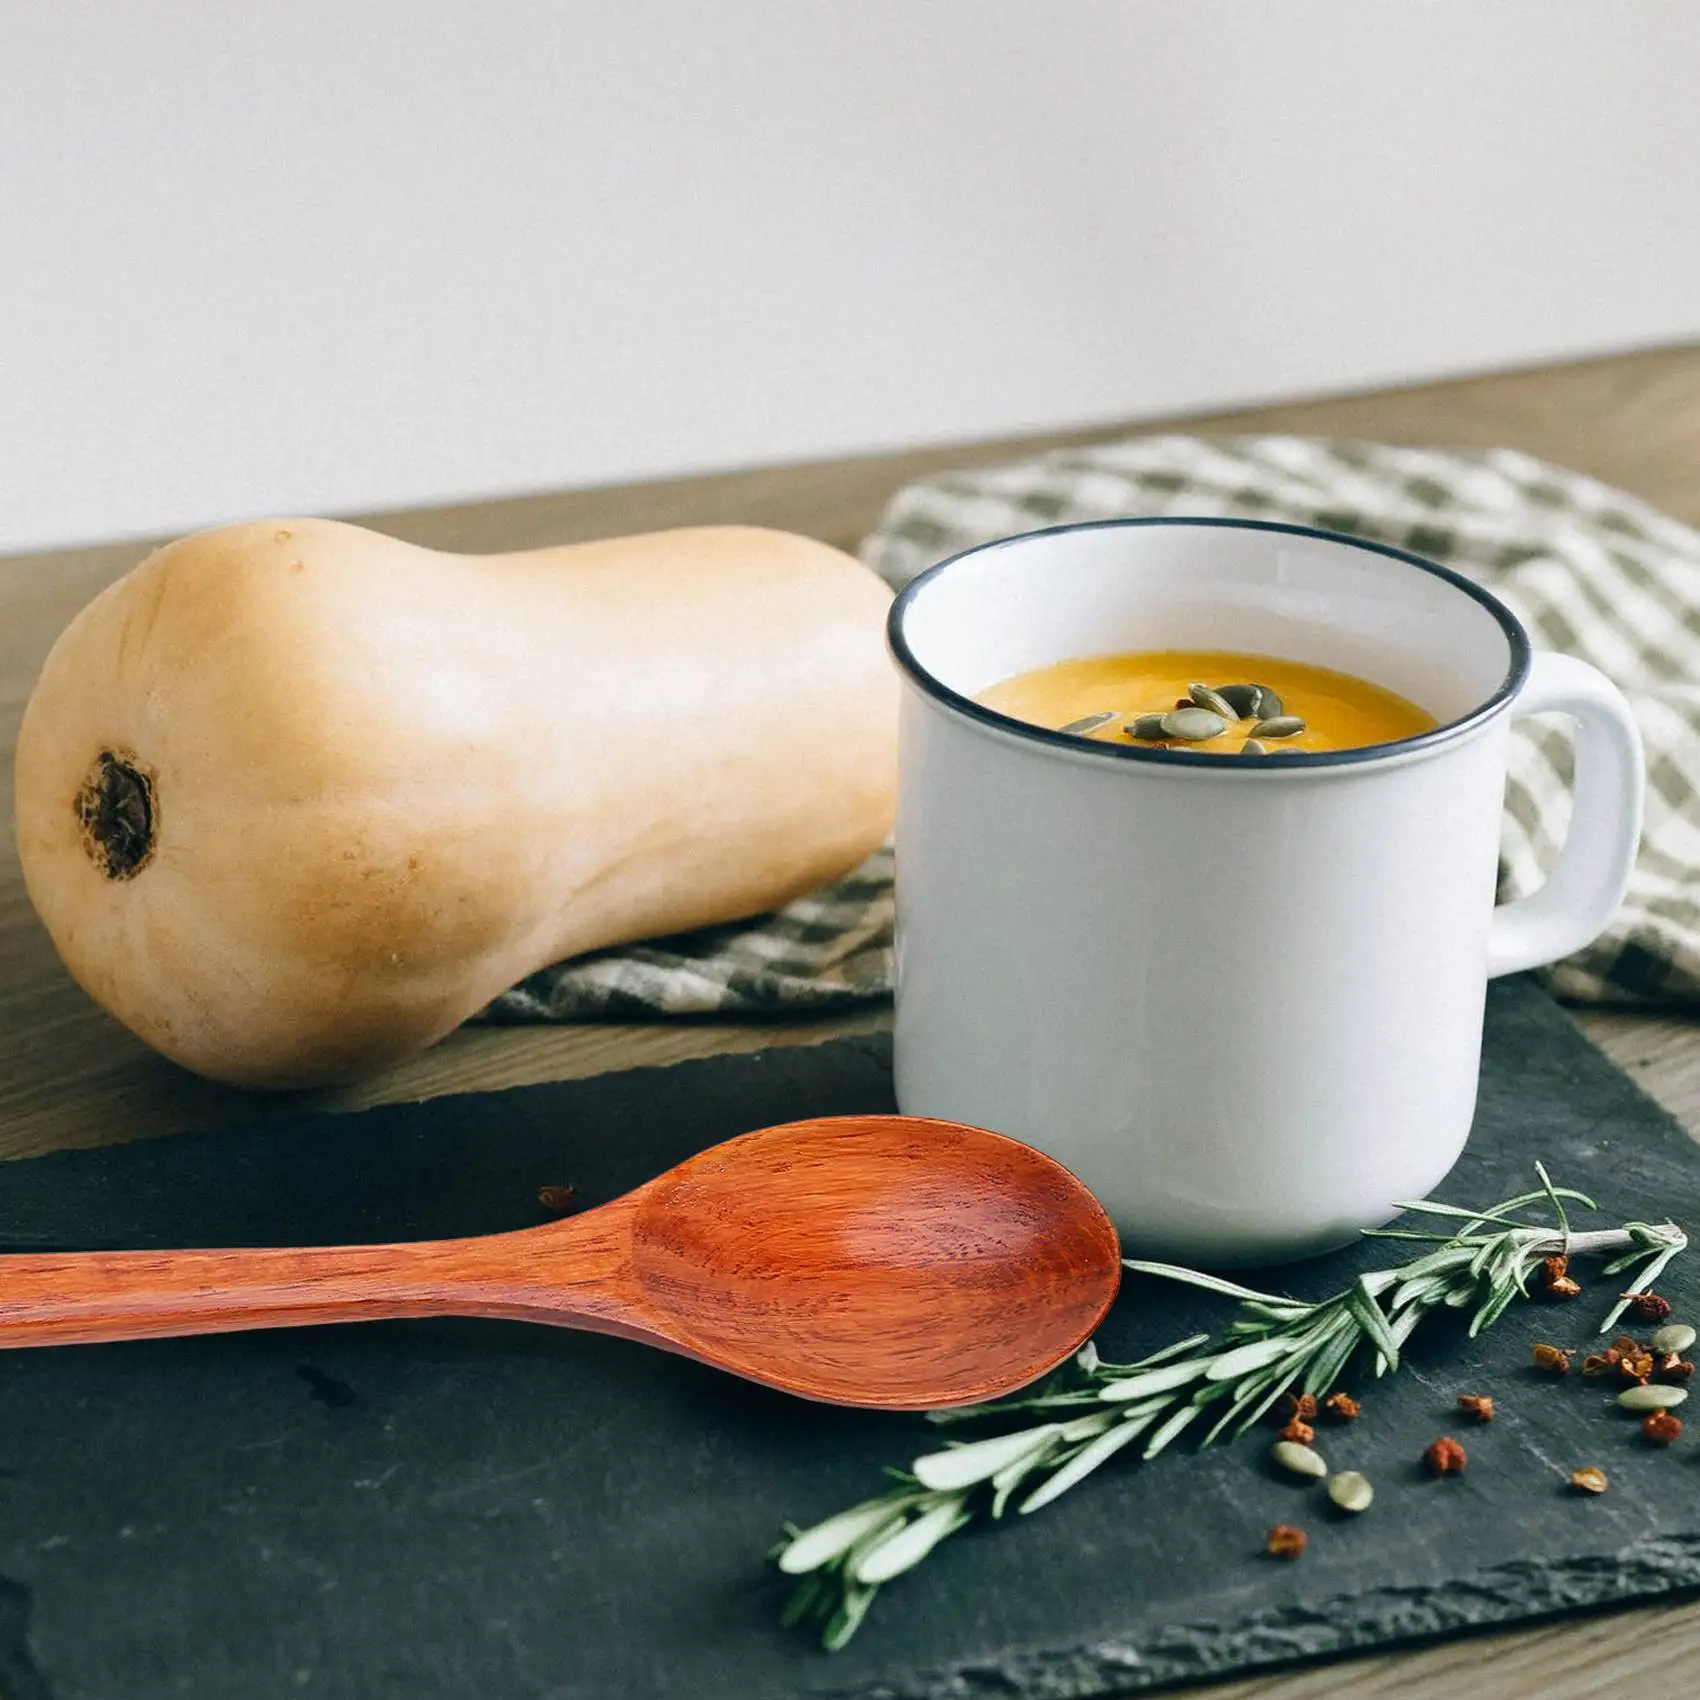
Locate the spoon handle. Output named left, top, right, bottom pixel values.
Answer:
left=0, top=1211, right=645, bottom=1350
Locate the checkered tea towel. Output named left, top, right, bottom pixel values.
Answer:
left=482, top=435, right=1700, bottom=1023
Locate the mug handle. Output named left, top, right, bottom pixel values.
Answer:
left=1486, top=650, right=1645, bottom=978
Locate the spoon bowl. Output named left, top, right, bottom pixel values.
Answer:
left=0, top=1115, right=1120, bottom=1409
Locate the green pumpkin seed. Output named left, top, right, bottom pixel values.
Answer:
left=1271, top=1440, right=1327, bottom=1479
left=1652, top=1323, right=1696, bottom=1355
left=1250, top=684, right=1283, bottom=719
left=1188, top=683, right=1237, bottom=719
left=1214, top=684, right=1262, bottom=719
left=1160, top=707, right=1228, bottom=742
left=1618, top=1384, right=1689, bottom=1412
left=1058, top=711, right=1116, bottom=736
left=1127, top=713, right=1169, bottom=740
left=1251, top=715, right=1305, bottom=739
left=1326, top=1470, right=1373, bottom=1513
left=1240, top=740, right=1269, bottom=757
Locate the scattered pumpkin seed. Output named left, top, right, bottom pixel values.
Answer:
left=1127, top=714, right=1169, bottom=741
left=1652, top=1323, right=1697, bottom=1356
left=1240, top=740, right=1269, bottom=757
left=1214, top=684, right=1262, bottom=719
left=1326, top=1470, right=1374, bottom=1513
left=1058, top=711, right=1116, bottom=736
left=1271, top=1440, right=1328, bottom=1479
left=1188, top=683, right=1238, bottom=720
left=1618, top=1383, right=1689, bottom=1412
left=1160, top=707, right=1228, bottom=742
left=1250, top=684, right=1283, bottom=719
left=1251, top=715, right=1305, bottom=739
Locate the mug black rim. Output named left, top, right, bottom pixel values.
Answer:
left=885, top=516, right=1534, bottom=770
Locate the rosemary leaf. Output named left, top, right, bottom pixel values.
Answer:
left=1348, top=1277, right=1402, bottom=1372
left=852, top=1499, right=972, bottom=1585
left=1119, top=1261, right=1296, bottom=1304
left=1096, top=1357, right=1214, bottom=1402
left=1018, top=1412, right=1155, bottom=1513
left=911, top=1424, right=1065, bottom=1492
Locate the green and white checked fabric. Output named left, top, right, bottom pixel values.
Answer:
left=482, top=435, right=1700, bottom=1024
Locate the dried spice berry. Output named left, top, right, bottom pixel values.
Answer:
left=1660, top=1356, right=1697, bottom=1382
left=1570, top=1467, right=1610, bottom=1495
left=1582, top=1350, right=1621, bottom=1377
left=1278, top=1419, right=1316, bottom=1445
left=537, top=1184, right=578, bottom=1212
left=1456, top=1394, right=1495, bottom=1422
left=1265, top=1524, right=1306, bottom=1559
left=1622, top=1292, right=1675, bottom=1323
left=1322, top=1392, right=1360, bottom=1422
left=1269, top=1393, right=1319, bottom=1428
left=1618, top=1347, right=1656, bottom=1385
left=1423, top=1436, right=1468, bottom=1477
left=1532, top=1343, right=1573, bottom=1374
left=1643, top=1410, right=1684, bottom=1446
left=1540, top=1255, right=1582, bottom=1299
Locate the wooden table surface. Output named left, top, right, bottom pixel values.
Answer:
left=4, top=342, right=1700, bottom=1697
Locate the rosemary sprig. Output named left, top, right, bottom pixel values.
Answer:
left=772, top=1168, right=1687, bottom=1651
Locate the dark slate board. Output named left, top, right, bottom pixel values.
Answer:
left=2, top=978, right=1700, bottom=1700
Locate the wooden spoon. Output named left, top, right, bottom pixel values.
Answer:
left=0, top=1115, right=1120, bottom=1409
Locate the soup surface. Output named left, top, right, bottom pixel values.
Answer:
left=978, top=650, right=1436, bottom=756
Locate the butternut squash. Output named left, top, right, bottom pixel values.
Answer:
left=14, top=520, right=898, bottom=1088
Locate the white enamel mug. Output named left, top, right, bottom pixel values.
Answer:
left=888, top=519, right=1644, bottom=1264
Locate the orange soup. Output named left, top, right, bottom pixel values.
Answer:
left=978, top=650, right=1436, bottom=756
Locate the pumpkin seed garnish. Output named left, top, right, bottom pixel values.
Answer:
left=1326, top=1470, right=1374, bottom=1513
left=1241, top=740, right=1269, bottom=757
left=1126, top=713, right=1168, bottom=741
left=1058, top=711, right=1116, bottom=737
left=1271, top=1440, right=1327, bottom=1479
left=1160, top=707, right=1228, bottom=742
left=1618, top=1383, right=1688, bottom=1412
left=1250, top=684, right=1283, bottom=719
left=1251, top=715, right=1305, bottom=739
left=1214, top=683, right=1262, bottom=720
left=1187, top=683, right=1238, bottom=720
left=1652, top=1322, right=1696, bottom=1355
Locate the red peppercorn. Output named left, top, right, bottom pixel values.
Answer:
left=1618, top=1348, right=1656, bottom=1385
left=1424, top=1436, right=1468, bottom=1477
left=1540, top=1256, right=1582, bottom=1299
left=1268, top=1393, right=1319, bottom=1428
left=1265, top=1524, right=1306, bottom=1559
left=1643, top=1410, right=1683, bottom=1446
left=1623, top=1292, right=1675, bottom=1323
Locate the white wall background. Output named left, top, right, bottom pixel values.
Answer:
left=4, top=1, right=1700, bottom=554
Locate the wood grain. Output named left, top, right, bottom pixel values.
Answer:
left=0, top=1116, right=1120, bottom=1410
left=6, top=340, right=1700, bottom=1694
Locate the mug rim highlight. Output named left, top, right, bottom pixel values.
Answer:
left=886, top=516, right=1534, bottom=771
